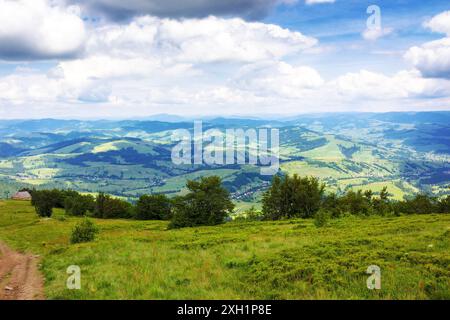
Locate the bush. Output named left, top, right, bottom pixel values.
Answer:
left=65, top=194, right=95, bottom=216
left=169, top=176, right=234, bottom=229
left=70, top=219, right=99, bottom=244
left=135, top=194, right=172, bottom=220
left=314, top=209, right=329, bottom=227
left=94, top=193, right=133, bottom=219
left=33, top=190, right=54, bottom=217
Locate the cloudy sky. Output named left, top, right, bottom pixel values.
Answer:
left=0, top=0, right=449, bottom=119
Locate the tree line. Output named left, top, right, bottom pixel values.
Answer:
left=262, top=175, right=450, bottom=219
left=26, top=176, right=234, bottom=229
left=23, top=174, right=450, bottom=229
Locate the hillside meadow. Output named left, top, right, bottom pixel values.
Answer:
left=0, top=200, right=449, bottom=300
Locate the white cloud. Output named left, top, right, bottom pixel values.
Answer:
left=404, top=11, right=450, bottom=79
left=233, top=61, right=324, bottom=98
left=0, top=0, right=86, bottom=60
left=0, top=13, right=318, bottom=106
left=1, top=4, right=450, bottom=118
left=0, top=72, right=67, bottom=104
left=86, top=16, right=317, bottom=64
left=334, top=69, right=450, bottom=100
left=405, top=38, right=450, bottom=79
left=362, top=27, right=393, bottom=41
left=423, top=10, right=450, bottom=36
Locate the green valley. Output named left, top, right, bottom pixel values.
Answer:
left=0, top=113, right=449, bottom=209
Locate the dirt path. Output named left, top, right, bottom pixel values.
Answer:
left=0, top=242, right=45, bottom=300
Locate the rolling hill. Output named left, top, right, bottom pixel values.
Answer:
left=0, top=112, right=449, bottom=206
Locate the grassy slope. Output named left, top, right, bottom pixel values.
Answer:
left=0, top=200, right=449, bottom=300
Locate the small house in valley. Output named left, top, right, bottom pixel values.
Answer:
left=11, top=191, right=32, bottom=201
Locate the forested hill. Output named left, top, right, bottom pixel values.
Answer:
left=0, top=112, right=449, bottom=205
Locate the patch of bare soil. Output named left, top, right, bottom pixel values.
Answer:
left=0, top=242, right=44, bottom=300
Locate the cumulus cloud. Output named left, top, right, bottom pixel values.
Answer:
left=0, top=0, right=86, bottom=60
left=405, top=38, right=450, bottom=79
left=362, top=27, right=393, bottom=41
left=0, top=72, right=68, bottom=104
left=423, top=10, right=450, bottom=36
left=1, top=2, right=449, bottom=117
left=0, top=12, right=318, bottom=109
left=70, top=0, right=296, bottom=21
left=404, top=11, right=450, bottom=79
left=85, top=16, right=317, bottom=64
left=334, top=69, right=450, bottom=100
left=233, top=61, right=324, bottom=98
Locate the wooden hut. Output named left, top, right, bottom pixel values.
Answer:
left=11, top=191, right=32, bottom=201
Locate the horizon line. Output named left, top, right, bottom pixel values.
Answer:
left=1, top=110, right=450, bottom=122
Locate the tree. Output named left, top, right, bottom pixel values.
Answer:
left=262, top=175, right=283, bottom=220
left=379, top=186, right=389, bottom=202
left=169, top=176, right=234, bottom=229
left=44, top=189, right=77, bottom=208
left=340, top=190, right=372, bottom=216
left=372, top=186, right=391, bottom=215
left=321, top=192, right=342, bottom=218
left=364, top=190, right=373, bottom=202
left=262, top=174, right=325, bottom=220
left=65, top=194, right=95, bottom=216
left=94, top=193, right=133, bottom=219
left=438, top=195, right=450, bottom=213
left=393, top=194, right=438, bottom=215
left=135, top=194, right=171, bottom=220
left=33, top=190, right=54, bottom=217
left=409, top=194, right=437, bottom=214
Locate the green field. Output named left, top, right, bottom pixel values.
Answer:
left=0, top=200, right=449, bottom=299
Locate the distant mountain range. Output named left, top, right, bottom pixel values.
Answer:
left=0, top=112, right=449, bottom=208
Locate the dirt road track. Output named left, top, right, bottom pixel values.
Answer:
left=0, top=242, right=44, bottom=300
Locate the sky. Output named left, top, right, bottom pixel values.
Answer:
left=0, top=0, right=449, bottom=119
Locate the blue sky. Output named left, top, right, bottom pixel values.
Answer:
left=0, top=0, right=449, bottom=119
left=267, top=0, right=450, bottom=76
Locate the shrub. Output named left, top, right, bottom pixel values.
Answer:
left=314, top=209, right=330, bottom=227
left=33, top=190, right=54, bottom=217
left=70, top=219, right=99, bottom=244
left=135, top=194, right=171, bottom=220
left=94, top=193, right=133, bottom=219
left=169, top=176, right=234, bottom=229
left=65, top=194, right=95, bottom=216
